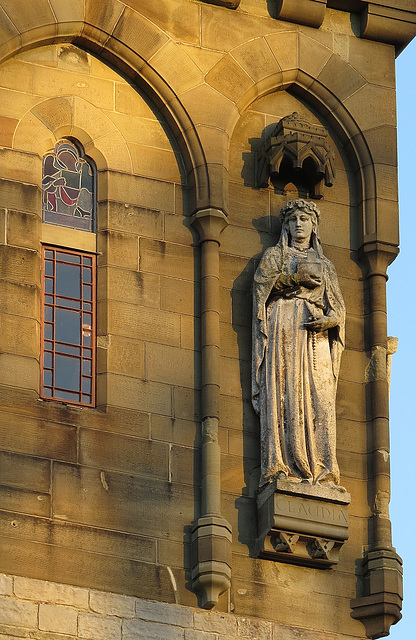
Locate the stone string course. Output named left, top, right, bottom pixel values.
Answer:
left=0, top=574, right=360, bottom=640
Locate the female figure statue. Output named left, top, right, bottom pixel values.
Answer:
left=252, top=199, right=345, bottom=488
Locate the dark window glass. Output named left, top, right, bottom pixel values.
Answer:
left=45, top=279, right=54, bottom=294
left=56, top=297, right=81, bottom=310
left=44, top=324, right=53, bottom=340
left=42, top=140, right=95, bottom=232
left=41, top=246, right=96, bottom=407
left=55, top=308, right=81, bottom=345
left=55, top=355, right=81, bottom=392
left=57, top=252, right=81, bottom=264
left=56, top=263, right=81, bottom=299
left=83, top=361, right=92, bottom=376
left=44, top=352, right=52, bottom=368
left=44, top=306, right=53, bottom=322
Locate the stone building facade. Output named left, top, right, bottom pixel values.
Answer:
left=0, top=1, right=414, bottom=638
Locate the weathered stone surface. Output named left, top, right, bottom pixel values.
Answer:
left=0, top=596, right=37, bottom=627
left=51, top=463, right=196, bottom=540
left=160, top=276, right=196, bottom=316
left=0, top=246, right=39, bottom=284
left=0, top=314, right=39, bottom=359
left=78, top=613, right=121, bottom=640
left=99, top=335, right=144, bottom=379
left=98, top=201, right=164, bottom=239
left=140, top=238, right=195, bottom=281
left=103, top=373, right=172, bottom=414
left=104, top=173, right=175, bottom=213
left=0, top=280, right=39, bottom=319
left=0, top=452, right=50, bottom=494
left=97, top=230, right=138, bottom=270
left=79, top=429, right=169, bottom=480
left=170, top=445, right=197, bottom=486
left=184, top=631, right=216, bottom=640
left=0, top=621, right=31, bottom=637
left=0, top=411, right=77, bottom=462
left=135, top=599, right=193, bottom=627
left=105, top=300, right=180, bottom=347
left=150, top=415, right=199, bottom=448
left=0, top=485, right=50, bottom=518
left=89, top=590, right=136, bottom=618
left=14, top=576, right=88, bottom=608
left=0, top=513, right=156, bottom=564
left=99, top=267, right=160, bottom=308
left=194, top=611, right=237, bottom=636
left=0, top=115, right=17, bottom=146
left=38, top=604, right=77, bottom=635
left=0, top=575, right=12, bottom=596
left=123, top=619, right=183, bottom=640
left=146, top=342, right=198, bottom=389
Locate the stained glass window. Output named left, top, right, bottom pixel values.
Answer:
left=42, top=140, right=94, bottom=232
left=41, top=246, right=96, bottom=406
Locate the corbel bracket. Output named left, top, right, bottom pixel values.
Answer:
left=191, top=515, right=232, bottom=609
left=275, top=0, right=327, bottom=28
left=256, top=479, right=350, bottom=569
left=351, top=549, right=403, bottom=639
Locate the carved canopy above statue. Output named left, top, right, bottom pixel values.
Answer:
left=255, top=112, right=336, bottom=199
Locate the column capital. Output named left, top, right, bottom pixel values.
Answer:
left=190, top=208, right=229, bottom=245
left=359, top=241, right=399, bottom=278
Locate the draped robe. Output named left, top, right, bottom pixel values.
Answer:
left=252, top=239, right=345, bottom=487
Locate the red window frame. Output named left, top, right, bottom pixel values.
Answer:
left=41, top=246, right=96, bottom=407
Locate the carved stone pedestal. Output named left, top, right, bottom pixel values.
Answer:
left=256, top=480, right=350, bottom=568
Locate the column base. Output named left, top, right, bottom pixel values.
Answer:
left=351, top=548, right=403, bottom=639
left=191, top=515, right=232, bottom=609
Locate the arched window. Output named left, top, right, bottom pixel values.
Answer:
left=42, top=139, right=95, bottom=232
left=41, top=140, right=96, bottom=407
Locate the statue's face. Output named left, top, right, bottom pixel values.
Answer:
left=287, top=210, right=313, bottom=242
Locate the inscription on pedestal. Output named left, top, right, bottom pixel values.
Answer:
left=273, top=494, right=349, bottom=540
left=256, top=482, right=350, bottom=568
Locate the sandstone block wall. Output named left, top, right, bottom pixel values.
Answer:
left=0, top=574, right=359, bottom=640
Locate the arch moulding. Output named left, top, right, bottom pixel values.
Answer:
left=0, top=4, right=210, bottom=215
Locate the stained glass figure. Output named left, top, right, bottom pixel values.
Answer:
left=42, top=140, right=94, bottom=232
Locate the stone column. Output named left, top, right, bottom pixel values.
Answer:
left=190, top=208, right=232, bottom=609
left=351, top=242, right=403, bottom=639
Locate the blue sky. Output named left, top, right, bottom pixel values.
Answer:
left=385, top=36, right=416, bottom=639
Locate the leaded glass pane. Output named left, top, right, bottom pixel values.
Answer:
left=41, top=246, right=96, bottom=407
left=42, top=140, right=94, bottom=232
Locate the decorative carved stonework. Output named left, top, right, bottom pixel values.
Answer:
left=252, top=199, right=349, bottom=568
left=256, top=480, right=350, bottom=568
left=256, top=113, right=336, bottom=199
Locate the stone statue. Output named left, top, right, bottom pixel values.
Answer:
left=252, top=199, right=345, bottom=489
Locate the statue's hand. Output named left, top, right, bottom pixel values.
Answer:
left=297, top=274, right=322, bottom=288
left=304, top=315, right=338, bottom=332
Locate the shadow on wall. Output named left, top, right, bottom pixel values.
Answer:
left=232, top=215, right=282, bottom=556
